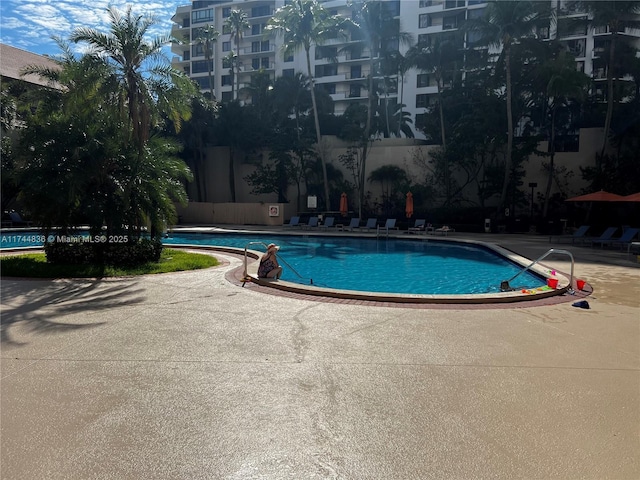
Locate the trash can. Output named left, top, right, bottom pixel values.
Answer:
left=484, top=218, right=491, bottom=233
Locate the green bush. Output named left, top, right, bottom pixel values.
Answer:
left=44, top=238, right=163, bottom=266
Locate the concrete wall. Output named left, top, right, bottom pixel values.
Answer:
left=187, top=129, right=602, bottom=222
left=176, top=202, right=288, bottom=226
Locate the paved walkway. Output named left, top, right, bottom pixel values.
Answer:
left=1, top=232, right=639, bottom=479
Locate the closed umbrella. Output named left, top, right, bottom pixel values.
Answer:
left=405, top=191, right=414, bottom=218
left=565, top=190, right=625, bottom=202
left=339, top=192, right=348, bottom=217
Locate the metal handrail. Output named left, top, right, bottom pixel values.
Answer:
left=500, top=248, right=575, bottom=292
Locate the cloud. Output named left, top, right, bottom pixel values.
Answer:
left=1, top=0, right=184, bottom=55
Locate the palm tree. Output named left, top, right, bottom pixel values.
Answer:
left=225, top=9, right=249, bottom=101
left=564, top=1, right=640, bottom=163
left=193, top=24, right=219, bottom=103
left=534, top=48, right=589, bottom=218
left=69, top=6, right=197, bottom=237
left=465, top=1, right=552, bottom=217
left=346, top=0, right=412, bottom=215
left=407, top=34, right=460, bottom=150
left=266, top=0, right=343, bottom=211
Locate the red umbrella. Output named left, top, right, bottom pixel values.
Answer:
left=620, top=192, right=640, bottom=202
left=339, top=192, right=348, bottom=216
left=565, top=190, right=625, bottom=202
left=405, top=191, right=414, bottom=219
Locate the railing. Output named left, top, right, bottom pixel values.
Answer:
left=500, top=248, right=575, bottom=292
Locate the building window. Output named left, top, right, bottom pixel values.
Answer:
left=416, top=94, right=429, bottom=108
left=261, top=57, right=270, bottom=68
left=252, top=24, right=261, bottom=35
left=284, top=54, right=294, bottom=62
left=565, top=38, right=586, bottom=57
left=419, top=14, right=432, bottom=28
left=195, top=77, right=210, bottom=89
left=445, top=0, right=465, bottom=9
left=192, top=9, right=213, bottom=24
left=251, top=5, right=271, bottom=17
left=282, top=68, right=295, bottom=77
left=222, top=7, right=231, bottom=18
left=252, top=41, right=260, bottom=53
left=222, top=24, right=231, bottom=34
left=261, top=40, right=270, bottom=52
left=419, top=0, right=433, bottom=7
left=192, top=60, right=213, bottom=74
left=222, top=75, right=232, bottom=86
left=415, top=113, right=427, bottom=130
left=222, top=41, right=231, bottom=52
left=192, top=44, right=205, bottom=57
left=222, top=91, right=233, bottom=102
left=315, top=46, right=337, bottom=60
left=417, top=74, right=430, bottom=88
left=443, top=13, right=463, bottom=30
left=350, top=65, right=362, bottom=79
left=315, top=64, right=338, bottom=77
left=252, top=58, right=260, bottom=70
left=183, top=51, right=190, bottom=61
left=323, top=83, right=336, bottom=95
left=349, top=85, right=361, bottom=98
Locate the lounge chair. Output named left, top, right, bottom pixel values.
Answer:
left=435, top=225, right=455, bottom=235
left=319, top=216, right=335, bottom=230
left=8, top=211, right=33, bottom=227
left=585, top=227, right=617, bottom=248
left=597, top=227, right=639, bottom=250
left=302, top=216, right=319, bottom=229
left=342, top=218, right=360, bottom=231
left=284, top=216, right=300, bottom=228
left=383, top=218, right=399, bottom=233
left=360, top=218, right=378, bottom=232
left=550, top=225, right=590, bottom=244
left=407, top=219, right=426, bottom=234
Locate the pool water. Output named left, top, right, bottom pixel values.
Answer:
left=163, top=233, right=544, bottom=295
left=0, top=231, right=545, bottom=295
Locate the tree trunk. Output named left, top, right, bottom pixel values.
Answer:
left=543, top=107, right=556, bottom=219
left=306, top=45, right=331, bottom=212
left=599, top=31, right=617, bottom=179
left=498, top=45, right=514, bottom=217
left=229, top=147, right=236, bottom=202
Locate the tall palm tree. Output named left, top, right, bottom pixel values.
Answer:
left=69, top=6, right=197, bottom=236
left=266, top=0, right=343, bottom=211
left=465, top=1, right=552, bottom=217
left=194, top=24, right=219, bottom=103
left=534, top=47, right=589, bottom=218
left=225, top=9, right=249, bottom=101
left=565, top=1, right=640, bottom=162
left=346, top=0, right=412, bottom=216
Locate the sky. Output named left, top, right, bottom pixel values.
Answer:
left=1, top=1, right=189, bottom=57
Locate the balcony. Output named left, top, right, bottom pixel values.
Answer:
left=243, top=45, right=276, bottom=55
left=314, top=74, right=347, bottom=83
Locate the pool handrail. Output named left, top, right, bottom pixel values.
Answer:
left=500, top=248, right=575, bottom=292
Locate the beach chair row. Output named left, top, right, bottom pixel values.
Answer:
left=283, top=216, right=453, bottom=234
left=550, top=225, right=639, bottom=250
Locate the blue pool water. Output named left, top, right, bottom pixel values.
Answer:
left=0, top=231, right=545, bottom=295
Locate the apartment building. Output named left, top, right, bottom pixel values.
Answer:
left=171, top=0, right=640, bottom=138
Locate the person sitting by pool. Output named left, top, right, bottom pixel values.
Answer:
left=258, top=243, right=283, bottom=279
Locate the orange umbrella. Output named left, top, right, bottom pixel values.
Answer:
left=565, top=190, right=625, bottom=202
left=339, top=192, right=348, bottom=216
left=405, top=191, right=414, bottom=218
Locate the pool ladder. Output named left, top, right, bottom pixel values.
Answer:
left=500, top=248, right=575, bottom=292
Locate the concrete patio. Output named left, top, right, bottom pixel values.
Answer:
left=1, top=231, right=638, bottom=479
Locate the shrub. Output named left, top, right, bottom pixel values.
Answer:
left=44, top=238, right=163, bottom=266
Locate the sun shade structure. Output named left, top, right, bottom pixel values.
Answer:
left=621, top=192, right=640, bottom=202
left=565, top=190, right=625, bottom=202
left=405, top=192, right=414, bottom=218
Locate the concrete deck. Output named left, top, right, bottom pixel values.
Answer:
left=1, top=231, right=639, bottom=479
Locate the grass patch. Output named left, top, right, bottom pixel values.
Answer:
left=0, top=248, right=219, bottom=278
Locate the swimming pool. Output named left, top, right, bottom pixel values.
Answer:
left=162, top=233, right=547, bottom=295
left=0, top=230, right=549, bottom=296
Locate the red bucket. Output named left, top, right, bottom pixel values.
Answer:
left=547, top=278, right=559, bottom=289
left=576, top=279, right=586, bottom=291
